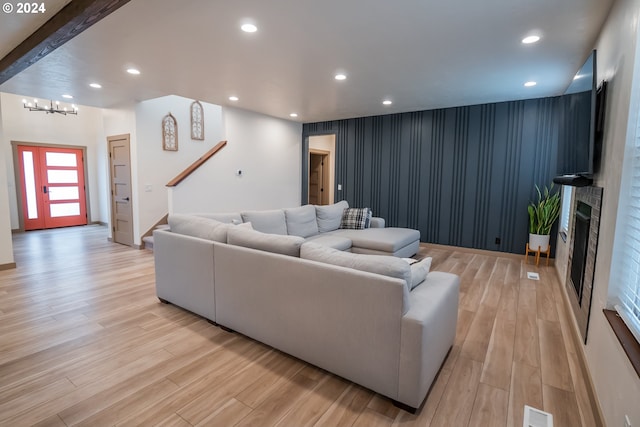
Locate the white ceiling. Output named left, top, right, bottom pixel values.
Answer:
left=0, top=0, right=614, bottom=123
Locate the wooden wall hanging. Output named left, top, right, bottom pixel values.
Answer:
left=162, top=112, right=178, bottom=151
left=191, top=101, right=204, bottom=140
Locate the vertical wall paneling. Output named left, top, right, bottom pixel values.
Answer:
left=425, top=109, right=445, bottom=243
left=406, top=112, right=422, bottom=230
left=302, top=96, right=561, bottom=254
left=474, top=103, right=495, bottom=249
left=370, top=116, right=384, bottom=217
left=499, top=101, right=525, bottom=253
left=301, top=136, right=309, bottom=205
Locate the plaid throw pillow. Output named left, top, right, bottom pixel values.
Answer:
left=340, top=207, right=372, bottom=230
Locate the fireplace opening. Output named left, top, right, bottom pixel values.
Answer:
left=570, top=201, right=592, bottom=305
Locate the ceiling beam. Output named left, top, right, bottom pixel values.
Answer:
left=0, top=0, right=131, bottom=85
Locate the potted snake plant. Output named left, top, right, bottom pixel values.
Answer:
left=527, top=183, right=561, bottom=252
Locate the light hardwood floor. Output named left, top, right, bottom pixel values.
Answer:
left=0, top=225, right=598, bottom=426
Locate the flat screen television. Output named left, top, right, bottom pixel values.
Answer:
left=553, top=50, right=606, bottom=187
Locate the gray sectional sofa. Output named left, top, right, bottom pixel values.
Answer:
left=153, top=201, right=460, bottom=411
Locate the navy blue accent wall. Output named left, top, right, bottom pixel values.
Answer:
left=303, top=97, right=561, bottom=255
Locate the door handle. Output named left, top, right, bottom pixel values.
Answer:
left=123, top=197, right=130, bottom=201
left=43, top=186, right=47, bottom=194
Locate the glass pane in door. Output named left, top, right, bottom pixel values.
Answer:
left=47, top=170, right=78, bottom=184
left=22, top=151, right=38, bottom=219
left=48, top=186, right=79, bottom=201
left=50, top=203, right=80, bottom=217
left=45, top=152, right=77, bottom=167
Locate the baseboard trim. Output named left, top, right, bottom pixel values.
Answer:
left=419, top=242, right=530, bottom=261
left=0, top=262, right=17, bottom=271
left=554, top=269, right=605, bottom=426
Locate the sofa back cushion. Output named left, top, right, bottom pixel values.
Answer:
left=195, top=212, right=243, bottom=224
left=168, top=214, right=229, bottom=243
left=227, top=227, right=305, bottom=257
left=241, top=209, right=288, bottom=235
left=301, top=242, right=411, bottom=288
left=301, top=242, right=410, bottom=311
left=285, top=205, right=319, bottom=238
left=315, top=200, right=349, bottom=233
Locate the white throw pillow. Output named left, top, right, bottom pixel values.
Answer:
left=407, top=257, right=432, bottom=289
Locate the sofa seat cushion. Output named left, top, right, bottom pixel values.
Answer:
left=285, top=205, right=319, bottom=238
left=168, top=214, right=230, bottom=243
left=315, top=200, right=349, bottom=233
left=227, top=226, right=304, bottom=257
left=241, top=209, right=288, bottom=235
left=304, top=234, right=352, bottom=251
left=330, top=227, right=420, bottom=254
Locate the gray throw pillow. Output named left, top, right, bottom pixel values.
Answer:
left=168, top=214, right=229, bottom=242
left=227, top=227, right=305, bottom=257
left=285, top=205, right=319, bottom=237
left=315, top=200, right=349, bottom=233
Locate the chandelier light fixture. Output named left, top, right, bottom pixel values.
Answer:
left=22, top=98, right=78, bottom=115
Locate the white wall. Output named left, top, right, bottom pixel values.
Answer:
left=554, top=0, right=640, bottom=424
left=0, top=97, right=14, bottom=267
left=170, top=106, right=302, bottom=213
left=134, top=95, right=224, bottom=241
left=0, top=92, right=107, bottom=229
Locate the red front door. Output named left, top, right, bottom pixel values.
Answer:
left=18, top=145, right=88, bottom=230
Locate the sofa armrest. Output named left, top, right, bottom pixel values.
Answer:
left=370, top=217, right=385, bottom=228
left=153, top=229, right=216, bottom=321
left=398, top=272, right=460, bottom=409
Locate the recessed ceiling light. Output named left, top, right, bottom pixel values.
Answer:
left=335, top=73, right=347, bottom=81
left=241, top=23, right=257, bottom=33
left=289, top=113, right=298, bottom=118
left=524, top=81, right=537, bottom=87
left=89, top=83, right=102, bottom=89
left=382, top=100, right=392, bottom=105
left=62, top=94, right=73, bottom=99
left=126, top=68, right=141, bottom=75
left=229, top=96, right=239, bottom=101
left=522, top=35, right=540, bottom=44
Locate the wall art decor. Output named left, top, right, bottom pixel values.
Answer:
left=162, top=112, right=178, bottom=151
left=191, top=100, right=204, bottom=140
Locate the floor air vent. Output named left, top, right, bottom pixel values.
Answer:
left=523, top=405, right=553, bottom=427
